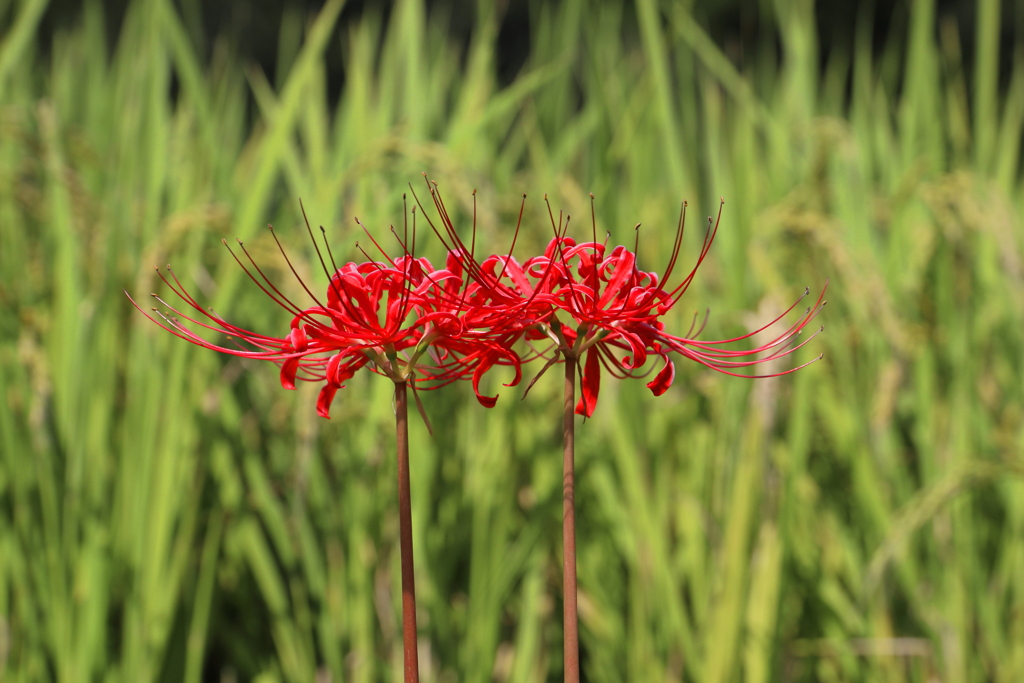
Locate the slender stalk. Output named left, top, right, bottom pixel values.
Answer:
left=562, top=355, right=580, bottom=683
left=394, top=382, right=420, bottom=683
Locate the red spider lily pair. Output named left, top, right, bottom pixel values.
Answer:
left=129, top=179, right=826, bottom=683
left=132, top=186, right=826, bottom=420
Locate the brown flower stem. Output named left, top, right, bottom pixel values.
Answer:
left=394, top=381, right=420, bottom=683
left=562, top=354, right=580, bottom=683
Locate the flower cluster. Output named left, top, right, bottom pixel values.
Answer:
left=414, top=192, right=826, bottom=416
left=133, top=201, right=528, bottom=417
left=132, top=184, right=825, bottom=418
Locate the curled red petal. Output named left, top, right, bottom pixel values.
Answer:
left=618, top=330, right=648, bottom=370
left=317, top=384, right=339, bottom=419
left=574, top=347, right=602, bottom=417
left=501, top=349, right=523, bottom=388
left=596, top=246, right=636, bottom=308
left=646, top=358, right=675, bottom=396
left=471, top=357, right=500, bottom=408
left=280, top=357, right=300, bottom=390
left=328, top=352, right=367, bottom=386
left=287, top=326, right=308, bottom=351
left=326, top=353, right=344, bottom=384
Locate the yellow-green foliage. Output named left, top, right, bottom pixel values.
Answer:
left=2, top=0, right=1023, bottom=681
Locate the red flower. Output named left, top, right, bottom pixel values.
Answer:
left=485, top=197, right=827, bottom=416
left=129, top=203, right=527, bottom=418
left=130, top=187, right=826, bottom=420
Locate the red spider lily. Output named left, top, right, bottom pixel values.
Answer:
left=495, top=196, right=827, bottom=416
left=127, top=194, right=533, bottom=683
left=128, top=201, right=526, bottom=418
left=401, top=187, right=826, bottom=683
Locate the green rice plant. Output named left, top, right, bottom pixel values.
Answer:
left=2, top=0, right=1024, bottom=681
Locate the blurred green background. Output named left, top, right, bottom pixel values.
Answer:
left=3, top=0, right=1024, bottom=680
